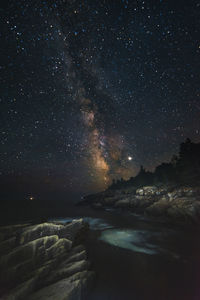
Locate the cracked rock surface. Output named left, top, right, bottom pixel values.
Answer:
left=0, top=219, right=94, bottom=300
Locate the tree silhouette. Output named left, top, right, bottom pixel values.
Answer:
left=109, top=138, right=200, bottom=189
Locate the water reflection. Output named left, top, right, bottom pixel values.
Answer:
left=100, top=229, right=159, bottom=255
left=99, top=228, right=182, bottom=258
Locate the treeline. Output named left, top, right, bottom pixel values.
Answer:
left=109, top=138, right=200, bottom=189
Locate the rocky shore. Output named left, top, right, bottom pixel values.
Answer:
left=80, top=185, right=200, bottom=225
left=0, top=219, right=94, bottom=300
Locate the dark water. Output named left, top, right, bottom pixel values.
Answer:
left=51, top=207, right=200, bottom=300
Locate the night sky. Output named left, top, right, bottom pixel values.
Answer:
left=1, top=0, right=200, bottom=196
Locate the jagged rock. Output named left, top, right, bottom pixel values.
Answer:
left=69, top=244, right=85, bottom=255
left=0, top=235, right=71, bottom=286
left=145, top=197, right=170, bottom=216
left=45, top=238, right=72, bottom=260
left=167, top=198, right=200, bottom=223
left=0, top=235, right=59, bottom=270
left=27, top=277, right=82, bottom=300
left=43, top=259, right=90, bottom=287
left=136, top=186, right=158, bottom=196
left=129, top=197, right=140, bottom=208
left=19, top=219, right=87, bottom=246
left=0, top=236, right=17, bottom=256
left=27, top=270, right=94, bottom=300
left=136, top=188, right=144, bottom=196
left=130, top=196, right=155, bottom=213
left=59, top=219, right=87, bottom=242
left=155, top=186, right=169, bottom=195
left=83, top=184, right=200, bottom=225
left=0, top=224, right=31, bottom=243
left=64, top=249, right=86, bottom=265
left=3, top=277, right=37, bottom=300
left=167, top=190, right=184, bottom=201
left=0, top=220, right=92, bottom=300
left=167, top=187, right=200, bottom=202
left=20, top=223, right=62, bottom=244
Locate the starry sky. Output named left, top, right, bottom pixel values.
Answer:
left=1, top=0, right=200, bottom=196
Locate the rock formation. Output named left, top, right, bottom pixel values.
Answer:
left=81, top=185, right=200, bottom=225
left=0, top=219, right=94, bottom=300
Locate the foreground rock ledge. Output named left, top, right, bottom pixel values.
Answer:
left=0, top=219, right=94, bottom=300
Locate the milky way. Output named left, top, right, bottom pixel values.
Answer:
left=1, top=0, right=200, bottom=194
left=49, top=2, right=136, bottom=190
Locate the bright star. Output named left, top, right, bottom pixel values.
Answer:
left=128, top=156, right=132, bottom=161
